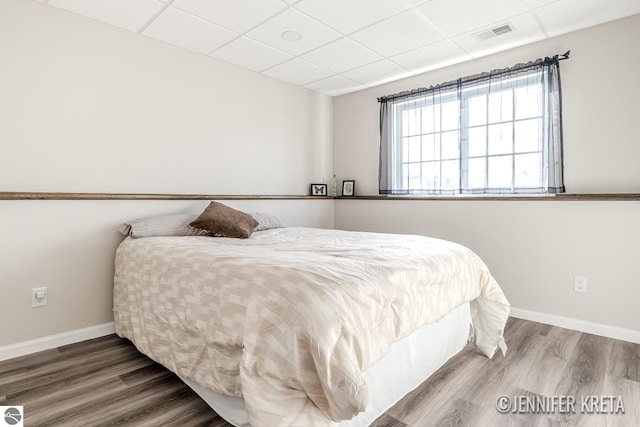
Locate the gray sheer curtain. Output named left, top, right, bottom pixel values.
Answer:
left=378, top=57, right=565, bottom=195
left=544, top=60, right=564, bottom=194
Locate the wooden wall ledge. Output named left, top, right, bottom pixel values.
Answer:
left=1, top=192, right=639, bottom=201
left=0, top=192, right=332, bottom=200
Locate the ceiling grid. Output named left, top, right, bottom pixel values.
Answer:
left=40, top=0, right=640, bottom=96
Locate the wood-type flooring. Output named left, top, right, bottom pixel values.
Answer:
left=1, top=317, right=638, bottom=426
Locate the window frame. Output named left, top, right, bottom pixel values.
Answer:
left=378, top=57, right=565, bottom=197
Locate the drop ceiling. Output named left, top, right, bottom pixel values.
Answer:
left=37, top=0, right=640, bottom=96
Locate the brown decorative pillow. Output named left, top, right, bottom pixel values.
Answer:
left=190, top=202, right=258, bottom=239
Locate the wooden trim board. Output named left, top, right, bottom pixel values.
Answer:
left=2, top=308, right=638, bottom=362
left=0, top=322, right=115, bottom=362
left=1, top=191, right=639, bottom=201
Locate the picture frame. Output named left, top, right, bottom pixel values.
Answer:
left=310, top=183, right=328, bottom=196
left=342, top=180, right=355, bottom=197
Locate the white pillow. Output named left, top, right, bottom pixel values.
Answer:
left=250, top=212, right=286, bottom=232
left=119, top=213, right=209, bottom=238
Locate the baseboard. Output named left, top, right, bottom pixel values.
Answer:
left=510, top=308, right=640, bottom=344
left=2, top=311, right=638, bottom=362
left=0, top=322, right=115, bottom=362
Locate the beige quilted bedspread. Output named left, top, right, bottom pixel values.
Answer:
left=113, top=227, right=509, bottom=426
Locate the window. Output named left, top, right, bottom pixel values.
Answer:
left=379, top=57, right=565, bottom=195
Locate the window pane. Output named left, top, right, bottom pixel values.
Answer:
left=407, top=136, right=421, bottom=162
left=402, top=137, right=409, bottom=163
left=515, top=153, right=541, bottom=187
left=514, top=85, right=541, bottom=119
left=422, top=134, right=439, bottom=161
left=401, top=163, right=409, bottom=190
left=514, top=118, right=541, bottom=153
left=488, top=123, right=513, bottom=155
left=488, top=155, right=512, bottom=188
left=421, top=104, right=440, bottom=133
left=488, top=89, right=513, bottom=123
left=441, top=130, right=459, bottom=159
left=441, top=100, right=459, bottom=131
left=468, top=94, right=487, bottom=126
left=400, top=110, right=410, bottom=136
left=468, top=126, right=487, bottom=157
left=421, top=162, right=438, bottom=191
left=401, top=109, right=410, bottom=136
left=408, top=162, right=421, bottom=189
left=402, top=108, right=421, bottom=136
left=441, top=160, right=459, bottom=190
left=467, top=157, right=486, bottom=189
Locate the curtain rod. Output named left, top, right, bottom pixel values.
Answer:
left=378, top=50, right=570, bottom=103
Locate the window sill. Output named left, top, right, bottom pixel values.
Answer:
left=335, top=194, right=640, bottom=201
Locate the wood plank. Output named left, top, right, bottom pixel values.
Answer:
left=608, top=339, right=640, bottom=382
left=0, top=344, right=148, bottom=397
left=0, top=192, right=332, bottom=200
left=369, top=414, right=407, bottom=427
left=386, top=345, right=491, bottom=423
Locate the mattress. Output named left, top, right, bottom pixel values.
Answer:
left=113, top=227, right=509, bottom=426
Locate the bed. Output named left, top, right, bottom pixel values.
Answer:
left=113, top=213, right=509, bottom=427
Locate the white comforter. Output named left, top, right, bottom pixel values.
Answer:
left=113, top=227, right=510, bottom=426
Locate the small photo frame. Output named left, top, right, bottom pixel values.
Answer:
left=342, top=180, right=355, bottom=197
left=310, top=183, right=327, bottom=196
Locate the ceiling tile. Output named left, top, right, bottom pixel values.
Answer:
left=209, top=37, right=292, bottom=72
left=452, top=12, right=545, bottom=58
left=294, top=0, right=411, bottom=34
left=48, top=0, right=164, bottom=32
left=304, top=75, right=367, bottom=96
left=350, top=10, right=445, bottom=57
left=301, top=38, right=382, bottom=73
left=171, top=0, right=287, bottom=33
left=391, top=40, right=470, bottom=73
left=342, top=59, right=412, bottom=87
left=416, top=0, right=529, bottom=36
left=246, top=8, right=341, bottom=56
left=142, top=6, right=238, bottom=54
left=534, top=0, right=640, bottom=37
left=261, top=58, right=333, bottom=85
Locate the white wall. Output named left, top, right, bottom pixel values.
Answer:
left=0, top=0, right=333, bottom=195
left=3, top=0, right=638, bottom=350
left=333, top=15, right=640, bottom=334
left=0, top=0, right=334, bottom=347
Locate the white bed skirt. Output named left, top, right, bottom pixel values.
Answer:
left=181, top=302, right=472, bottom=427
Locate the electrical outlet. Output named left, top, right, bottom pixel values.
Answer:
left=32, top=287, right=48, bottom=307
left=573, top=276, right=587, bottom=293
